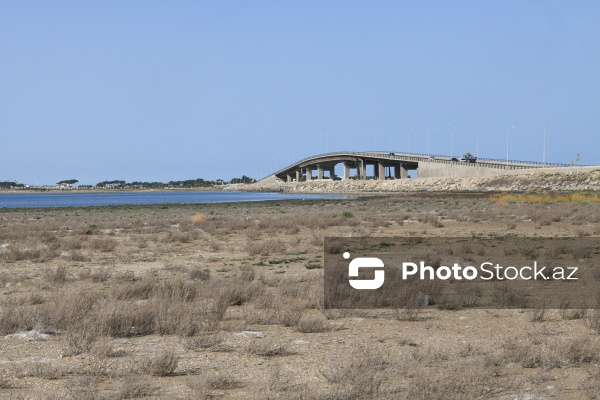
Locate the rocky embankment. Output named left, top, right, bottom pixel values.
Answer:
left=226, top=167, right=600, bottom=193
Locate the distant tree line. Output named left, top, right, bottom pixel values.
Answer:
left=94, top=176, right=256, bottom=188
left=57, top=179, right=78, bottom=185
left=230, top=175, right=256, bottom=184
left=1, top=176, right=257, bottom=190
left=0, top=181, right=24, bottom=188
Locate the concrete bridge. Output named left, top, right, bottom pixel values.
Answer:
left=267, top=151, right=575, bottom=182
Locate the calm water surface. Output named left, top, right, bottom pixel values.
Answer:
left=0, top=191, right=345, bottom=209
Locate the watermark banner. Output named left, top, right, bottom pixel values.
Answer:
left=324, top=237, right=600, bottom=309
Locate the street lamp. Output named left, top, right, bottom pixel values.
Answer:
left=361, top=129, right=364, bottom=152
left=543, top=125, right=550, bottom=164
left=451, top=126, right=457, bottom=158
left=428, top=127, right=434, bottom=156
left=506, top=124, right=515, bottom=166
left=477, top=126, right=484, bottom=158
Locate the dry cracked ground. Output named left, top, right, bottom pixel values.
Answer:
left=0, top=192, right=600, bottom=399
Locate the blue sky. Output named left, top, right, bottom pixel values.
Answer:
left=1, top=1, right=598, bottom=185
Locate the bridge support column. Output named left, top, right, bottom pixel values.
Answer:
left=287, top=174, right=292, bottom=183
left=305, top=167, right=312, bottom=181
left=394, top=165, right=401, bottom=179
left=343, top=163, right=350, bottom=180
left=358, top=159, right=366, bottom=180
left=296, top=170, right=301, bottom=182
left=400, top=164, right=408, bottom=179
left=317, top=165, right=324, bottom=180
left=377, top=162, right=385, bottom=180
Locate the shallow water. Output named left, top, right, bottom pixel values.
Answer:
left=0, top=191, right=345, bottom=209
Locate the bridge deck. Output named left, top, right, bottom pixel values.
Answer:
left=264, top=151, right=577, bottom=182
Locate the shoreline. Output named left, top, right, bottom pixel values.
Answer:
left=226, top=166, right=600, bottom=194
left=0, top=186, right=226, bottom=194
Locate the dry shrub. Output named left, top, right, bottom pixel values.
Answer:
left=95, top=300, right=155, bottom=337
left=41, top=289, right=99, bottom=331
left=43, top=265, right=69, bottom=285
left=573, top=246, right=593, bottom=259
left=153, top=277, right=197, bottom=302
left=587, top=310, right=600, bottom=334
left=577, top=228, right=592, bottom=237
left=61, top=237, right=84, bottom=250
left=191, top=213, right=206, bottom=223
left=186, top=377, right=211, bottom=399
left=1, top=245, right=57, bottom=263
left=501, top=339, right=543, bottom=368
left=189, top=267, right=210, bottom=281
left=294, top=312, right=333, bottom=333
left=116, top=375, right=154, bottom=399
left=492, top=284, right=529, bottom=308
left=62, top=324, right=99, bottom=356
left=245, top=240, right=286, bottom=256
left=404, top=362, right=500, bottom=400
left=530, top=308, right=546, bottom=322
left=165, top=230, right=196, bottom=243
left=394, top=306, right=424, bottom=321
left=582, top=365, right=600, bottom=399
left=320, top=348, right=388, bottom=398
left=110, top=274, right=157, bottom=300
left=88, top=237, right=117, bottom=252
left=262, top=363, right=305, bottom=396
left=242, top=305, right=280, bottom=325
left=309, top=234, right=323, bottom=246
left=153, top=300, right=203, bottom=336
left=68, top=251, right=89, bottom=262
left=201, top=371, right=244, bottom=390
left=246, top=338, right=295, bottom=357
left=501, top=336, right=600, bottom=369
left=0, top=306, right=35, bottom=335
left=560, top=306, right=587, bottom=320
left=239, top=268, right=256, bottom=282
left=142, top=350, right=179, bottom=376
left=220, top=281, right=264, bottom=306
left=184, top=332, right=223, bottom=351
left=78, top=267, right=110, bottom=282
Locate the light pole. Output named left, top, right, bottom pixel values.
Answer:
left=361, top=129, right=364, bottom=152
left=543, top=125, right=549, bottom=164
left=506, top=124, right=515, bottom=166
left=477, top=126, right=483, bottom=158
left=451, top=126, right=457, bottom=158
left=428, top=127, right=434, bottom=156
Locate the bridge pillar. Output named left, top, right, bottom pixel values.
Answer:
left=296, top=170, right=301, bottom=182
left=394, top=164, right=401, bottom=179
left=287, top=174, right=292, bottom=183
left=343, top=163, right=350, bottom=180
left=400, top=164, right=408, bottom=179
left=358, top=159, right=366, bottom=180
left=377, top=162, right=385, bottom=180
left=317, top=165, right=324, bottom=180
left=305, top=167, right=312, bottom=181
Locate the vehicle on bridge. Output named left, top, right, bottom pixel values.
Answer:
left=460, top=152, right=477, bottom=163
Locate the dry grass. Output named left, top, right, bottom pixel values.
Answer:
left=142, top=349, right=179, bottom=376
left=0, top=194, right=598, bottom=398
left=493, top=192, right=600, bottom=203
left=246, top=338, right=296, bottom=357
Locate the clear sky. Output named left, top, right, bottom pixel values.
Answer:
left=1, top=1, right=599, bottom=185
